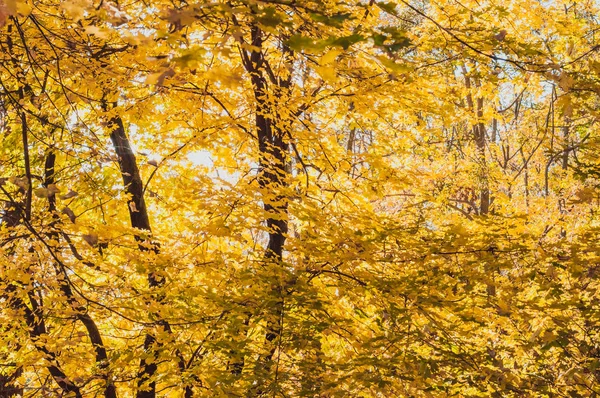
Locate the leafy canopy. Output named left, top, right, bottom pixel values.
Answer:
left=1, top=0, right=600, bottom=397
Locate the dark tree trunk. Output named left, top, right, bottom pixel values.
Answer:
left=108, top=113, right=192, bottom=398
left=241, top=23, right=290, bottom=396
left=44, top=150, right=117, bottom=398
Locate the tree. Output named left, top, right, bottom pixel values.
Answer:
left=2, top=0, right=600, bottom=396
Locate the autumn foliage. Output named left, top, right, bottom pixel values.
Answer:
left=1, top=0, right=600, bottom=396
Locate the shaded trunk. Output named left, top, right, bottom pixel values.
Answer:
left=0, top=196, right=24, bottom=398
left=44, top=151, right=117, bottom=398
left=227, top=22, right=291, bottom=394
left=109, top=115, right=158, bottom=398
left=562, top=120, right=570, bottom=170
left=0, top=195, right=82, bottom=398
left=463, top=71, right=489, bottom=216
left=0, top=111, right=82, bottom=397
left=475, top=98, right=490, bottom=216
left=463, top=69, right=495, bottom=298
left=108, top=112, right=192, bottom=398
left=247, top=24, right=289, bottom=396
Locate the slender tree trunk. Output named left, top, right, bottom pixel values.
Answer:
left=108, top=112, right=192, bottom=398
left=0, top=196, right=24, bottom=397
left=228, top=21, right=291, bottom=395
left=109, top=115, right=158, bottom=398
left=248, top=24, right=289, bottom=397
left=463, top=67, right=489, bottom=215
left=0, top=162, right=82, bottom=398
left=0, top=103, right=81, bottom=397
left=463, top=68, right=495, bottom=298
left=43, top=151, right=117, bottom=398
left=562, top=119, right=570, bottom=170
left=474, top=96, right=490, bottom=215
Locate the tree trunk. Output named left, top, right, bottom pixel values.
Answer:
left=108, top=112, right=192, bottom=398
left=228, top=22, right=291, bottom=395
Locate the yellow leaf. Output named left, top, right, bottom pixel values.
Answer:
left=315, top=66, right=337, bottom=83
left=497, top=299, right=511, bottom=315
left=15, top=0, right=30, bottom=15
left=320, top=49, right=342, bottom=65
left=542, top=330, right=556, bottom=343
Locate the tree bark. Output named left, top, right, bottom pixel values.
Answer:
left=463, top=69, right=489, bottom=215
left=245, top=23, right=290, bottom=396
left=108, top=112, right=192, bottom=398
left=44, top=151, right=117, bottom=398
left=225, top=20, right=291, bottom=394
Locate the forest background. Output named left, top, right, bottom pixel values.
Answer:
left=1, top=0, right=600, bottom=396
